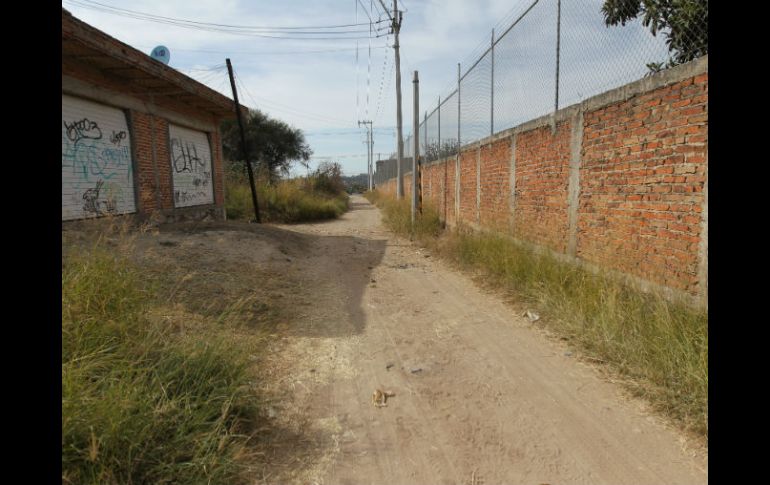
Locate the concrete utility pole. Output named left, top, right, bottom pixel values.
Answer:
left=379, top=0, right=404, bottom=199
left=358, top=119, right=373, bottom=190
left=412, top=70, right=420, bottom=224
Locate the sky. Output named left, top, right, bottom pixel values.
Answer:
left=62, top=0, right=669, bottom=176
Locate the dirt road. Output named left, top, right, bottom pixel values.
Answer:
left=256, top=195, right=706, bottom=485
left=96, top=194, right=706, bottom=484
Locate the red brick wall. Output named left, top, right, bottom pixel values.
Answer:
left=377, top=178, right=397, bottom=197
left=210, top=128, right=226, bottom=207
left=403, top=173, right=413, bottom=200
left=422, top=162, right=443, bottom=214
left=129, top=110, right=159, bottom=213
left=446, top=159, right=457, bottom=226
left=514, top=121, right=572, bottom=253
left=577, top=73, right=708, bottom=293
left=478, top=138, right=512, bottom=230
left=458, top=148, right=477, bottom=224
left=372, top=60, right=707, bottom=299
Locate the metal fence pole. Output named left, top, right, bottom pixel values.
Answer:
left=554, top=0, right=561, bottom=114
left=491, top=28, right=495, bottom=136
left=437, top=96, right=441, bottom=155
left=424, top=110, right=428, bottom=160
left=456, top=62, right=461, bottom=221
left=457, top=63, right=461, bottom=149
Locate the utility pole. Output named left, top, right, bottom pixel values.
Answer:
left=412, top=70, right=420, bottom=224
left=379, top=0, right=404, bottom=199
left=226, top=58, right=260, bottom=223
left=358, top=119, right=373, bottom=190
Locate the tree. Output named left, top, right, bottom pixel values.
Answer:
left=221, top=109, right=312, bottom=183
left=602, top=0, right=708, bottom=71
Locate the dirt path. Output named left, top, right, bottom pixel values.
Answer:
left=263, top=195, right=707, bottom=485
left=81, top=194, right=706, bottom=484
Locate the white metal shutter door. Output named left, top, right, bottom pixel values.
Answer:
left=61, top=94, right=136, bottom=221
left=168, top=124, right=215, bottom=207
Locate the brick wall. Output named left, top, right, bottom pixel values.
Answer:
left=479, top=138, right=512, bottom=231
left=577, top=73, right=708, bottom=293
left=374, top=56, right=708, bottom=304
left=423, top=161, right=446, bottom=215
left=514, top=121, right=572, bottom=253
left=458, top=148, right=477, bottom=224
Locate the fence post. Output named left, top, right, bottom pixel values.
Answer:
left=412, top=70, right=420, bottom=223
left=437, top=96, right=441, bottom=157
left=554, top=0, right=561, bottom=115
left=456, top=62, right=461, bottom=222
left=491, top=28, right=495, bottom=136
left=424, top=110, right=428, bottom=160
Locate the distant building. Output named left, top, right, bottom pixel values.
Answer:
left=62, top=8, right=241, bottom=222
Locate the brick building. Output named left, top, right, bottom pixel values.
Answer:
left=62, top=8, right=239, bottom=222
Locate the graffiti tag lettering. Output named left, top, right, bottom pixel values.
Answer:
left=192, top=172, right=211, bottom=188
left=174, top=190, right=209, bottom=204
left=64, top=118, right=103, bottom=145
left=82, top=180, right=118, bottom=216
left=171, top=138, right=206, bottom=174
left=110, top=130, right=127, bottom=146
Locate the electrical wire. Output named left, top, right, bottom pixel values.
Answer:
left=136, top=45, right=390, bottom=56
left=233, top=70, right=354, bottom=126
left=67, top=0, right=389, bottom=30
left=64, top=0, right=391, bottom=40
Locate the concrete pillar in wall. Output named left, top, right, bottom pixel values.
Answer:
left=476, top=143, right=481, bottom=226
left=697, top=151, right=708, bottom=306
left=509, top=134, right=516, bottom=235
left=567, top=110, right=584, bottom=257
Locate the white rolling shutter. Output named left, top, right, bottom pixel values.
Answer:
left=168, top=124, right=215, bottom=207
left=61, top=94, right=136, bottom=221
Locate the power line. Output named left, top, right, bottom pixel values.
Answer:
left=64, top=0, right=391, bottom=40
left=356, top=0, right=373, bottom=23
left=233, top=71, right=354, bottom=126
left=67, top=0, right=389, bottom=30
left=137, top=45, right=390, bottom=56
left=372, top=44, right=392, bottom=123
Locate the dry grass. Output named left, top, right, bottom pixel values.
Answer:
left=62, top=233, right=262, bottom=484
left=62, top=218, right=349, bottom=484
left=225, top=171, right=349, bottom=223
left=365, top=190, right=708, bottom=441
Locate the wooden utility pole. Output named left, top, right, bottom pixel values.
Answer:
left=226, top=58, right=261, bottom=223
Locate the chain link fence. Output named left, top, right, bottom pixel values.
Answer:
left=391, top=0, right=707, bottom=172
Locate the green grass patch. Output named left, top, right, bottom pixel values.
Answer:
left=62, top=244, right=260, bottom=484
left=366, top=190, right=708, bottom=440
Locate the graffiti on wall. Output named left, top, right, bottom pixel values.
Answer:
left=110, top=130, right=127, bottom=146
left=61, top=97, right=136, bottom=220
left=169, top=126, right=214, bottom=207
left=82, top=179, right=119, bottom=215
left=63, top=118, right=103, bottom=145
